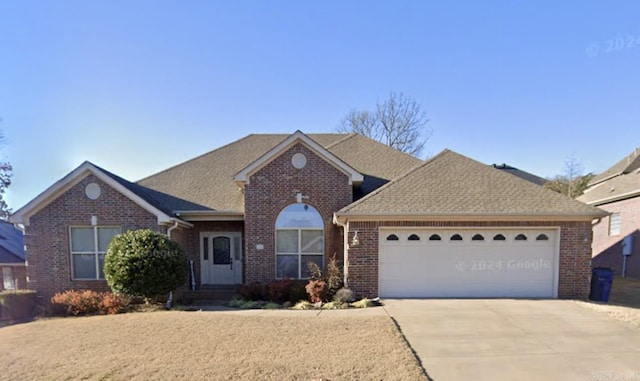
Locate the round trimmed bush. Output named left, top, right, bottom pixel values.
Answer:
left=104, top=229, right=188, bottom=300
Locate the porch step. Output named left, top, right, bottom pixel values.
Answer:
left=182, top=288, right=238, bottom=303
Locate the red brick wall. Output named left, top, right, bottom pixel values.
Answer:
left=592, top=197, right=640, bottom=278
left=348, top=220, right=593, bottom=299
left=244, top=143, right=352, bottom=283
left=24, top=175, right=162, bottom=302
left=0, top=266, right=27, bottom=290
left=171, top=221, right=244, bottom=288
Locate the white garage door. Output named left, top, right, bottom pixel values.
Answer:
left=379, top=229, right=558, bottom=298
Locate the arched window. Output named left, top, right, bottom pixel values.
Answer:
left=515, top=234, right=528, bottom=241
left=429, top=234, right=442, bottom=241
left=408, top=234, right=420, bottom=241
left=536, top=234, right=549, bottom=241
left=450, top=234, right=463, bottom=241
left=472, top=234, right=485, bottom=241
left=275, top=204, right=324, bottom=279
left=493, top=234, right=506, bottom=241
left=386, top=234, right=399, bottom=241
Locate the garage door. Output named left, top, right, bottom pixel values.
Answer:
left=379, top=229, right=558, bottom=298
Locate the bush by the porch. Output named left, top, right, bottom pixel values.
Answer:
left=0, top=290, right=36, bottom=321
left=104, top=229, right=188, bottom=300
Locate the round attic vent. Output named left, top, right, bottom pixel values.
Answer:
left=85, top=183, right=101, bottom=200
left=291, top=153, right=307, bottom=169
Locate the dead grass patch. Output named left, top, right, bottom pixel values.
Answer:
left=609, top=276, right=640, bottom=308
left=0, top=311, right=426, bottom=380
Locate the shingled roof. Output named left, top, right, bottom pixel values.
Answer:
left=578, top=147, right=640, bottom=206
left=138, top=133, right=423, bottom=213
left=0, top=221, right=24, bottom=264
left=337, top=149, right=607, bottom=219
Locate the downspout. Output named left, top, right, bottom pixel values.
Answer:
left=12, top=223, right=25, bottom=234
left=165, top=219, right=180, bottom=309
left=333, top=214, right=349, bottom=287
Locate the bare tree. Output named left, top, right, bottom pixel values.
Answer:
left=0, top=132, right=12, bottom=219
left=337, top=92, right=431, bottom=156
left=544, top=154, right=592, bottom=199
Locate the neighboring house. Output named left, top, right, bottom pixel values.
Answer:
left=10, top=131, right=606, bottom=302
left=578, top=148, right=640, bottom=278
left=0, top=221, right=26, bottom=291
left=492, top=163, right=548, bottom=186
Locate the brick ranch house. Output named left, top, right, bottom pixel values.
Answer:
left=578, top=147, right=640, bottom=278
left=10, top=131, right=606, bottom=302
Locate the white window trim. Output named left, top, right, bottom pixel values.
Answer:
left=276, top=228, right=324, bottom=279
left=69, top=226, right=121, bottom=281
left=2, top=267, right=15, bottom=290
left=609, top=213, right=621, bottom=236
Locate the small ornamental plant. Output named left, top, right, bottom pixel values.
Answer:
left=104, top=229, right=188, bottom=302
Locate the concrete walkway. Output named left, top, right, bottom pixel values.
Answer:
left=383, top=299, right=640, bottom=381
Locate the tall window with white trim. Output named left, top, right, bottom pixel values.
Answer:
left=275, top=203, right=324, bottom=279
left=609, top=213, right=621, bottom=236
left=70, top=226, right=122, bottom=280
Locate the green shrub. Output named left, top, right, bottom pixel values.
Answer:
left=50, top=290, right=131, bottom=316
left=305, top=279, right=327, bottom=303
left=0, top=290, right=37, bottom=320
left=237, top=282, right=266, bottom=301
left=263, top=302, right=281, bottom=309
left=104, top=229, right=188, bottom=300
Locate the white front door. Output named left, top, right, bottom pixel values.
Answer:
left=200, top=232, right=242, bottom=285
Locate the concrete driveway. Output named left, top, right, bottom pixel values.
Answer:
left=383, top=299, right=640, bottom=381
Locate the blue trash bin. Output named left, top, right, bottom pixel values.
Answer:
left=589, top=267, right=614, bottom=302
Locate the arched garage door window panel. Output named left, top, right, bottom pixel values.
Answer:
left=275, top=203, right=324, bottom=279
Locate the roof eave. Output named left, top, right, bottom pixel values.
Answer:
left=334, top=212, right=608, bottom=224
left=9, top=162, right=174, bottom=226
left=582, top=189, right=640, bottom=206
left=174, top=210, right=245, bottom=222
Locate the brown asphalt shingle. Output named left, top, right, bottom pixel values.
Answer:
left=338, top=149, right=607, bottom=217
left=579, top=147, right=640, bottom=205
left=137, top=133, right=422, bottom=213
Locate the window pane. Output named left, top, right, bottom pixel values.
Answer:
left=203, top=237, right=209, bottom=260
left=98, top=227, right=121, bottom=252
left=73, top=254, right=97, bottom=279
left=276, top=204, right=323, bottom=229
left=276, top=230, right=298, bottom=253
left=276, top=255, right=298, bottom=278
left=98, top=254, right=106, bottom=279
left=302, top=255, right=323, bottom=278
left=301, top=230, right=323, bottom=253
left=213, top=237, right=231, bottom=265
left=610, top=213, right=621, bottom=236
left=3, top=267, right=14, bottom=290
left=71, top=228, right=95, bottom=252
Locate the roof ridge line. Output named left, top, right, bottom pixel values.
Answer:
left=324, top=133, right=356, bottom=149
left=338, top=149, right=450, bottom=213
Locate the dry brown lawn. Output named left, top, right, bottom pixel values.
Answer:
left=578, top=276, right=640, bottom=329
left=609, top=275, right=640, bottom=308
left=0, top=310, right=426, bottom=380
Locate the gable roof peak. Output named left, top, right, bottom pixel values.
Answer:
left=233, top=130, right=364, bottom=187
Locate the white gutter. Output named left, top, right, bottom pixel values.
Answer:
left=166, top=219, right=180, bottom=239
left=332, top=214, right=349, bottom=287
left=12, top=223, right=25, bottom=234
left=165, top=219, right=180, bottom=309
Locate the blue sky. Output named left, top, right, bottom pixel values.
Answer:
left=2, top=1, right=639, bottom=210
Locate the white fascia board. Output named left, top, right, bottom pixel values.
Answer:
left=10, top=162, right=173, bottom=226
left=233, top=131, right=363, bottom=186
